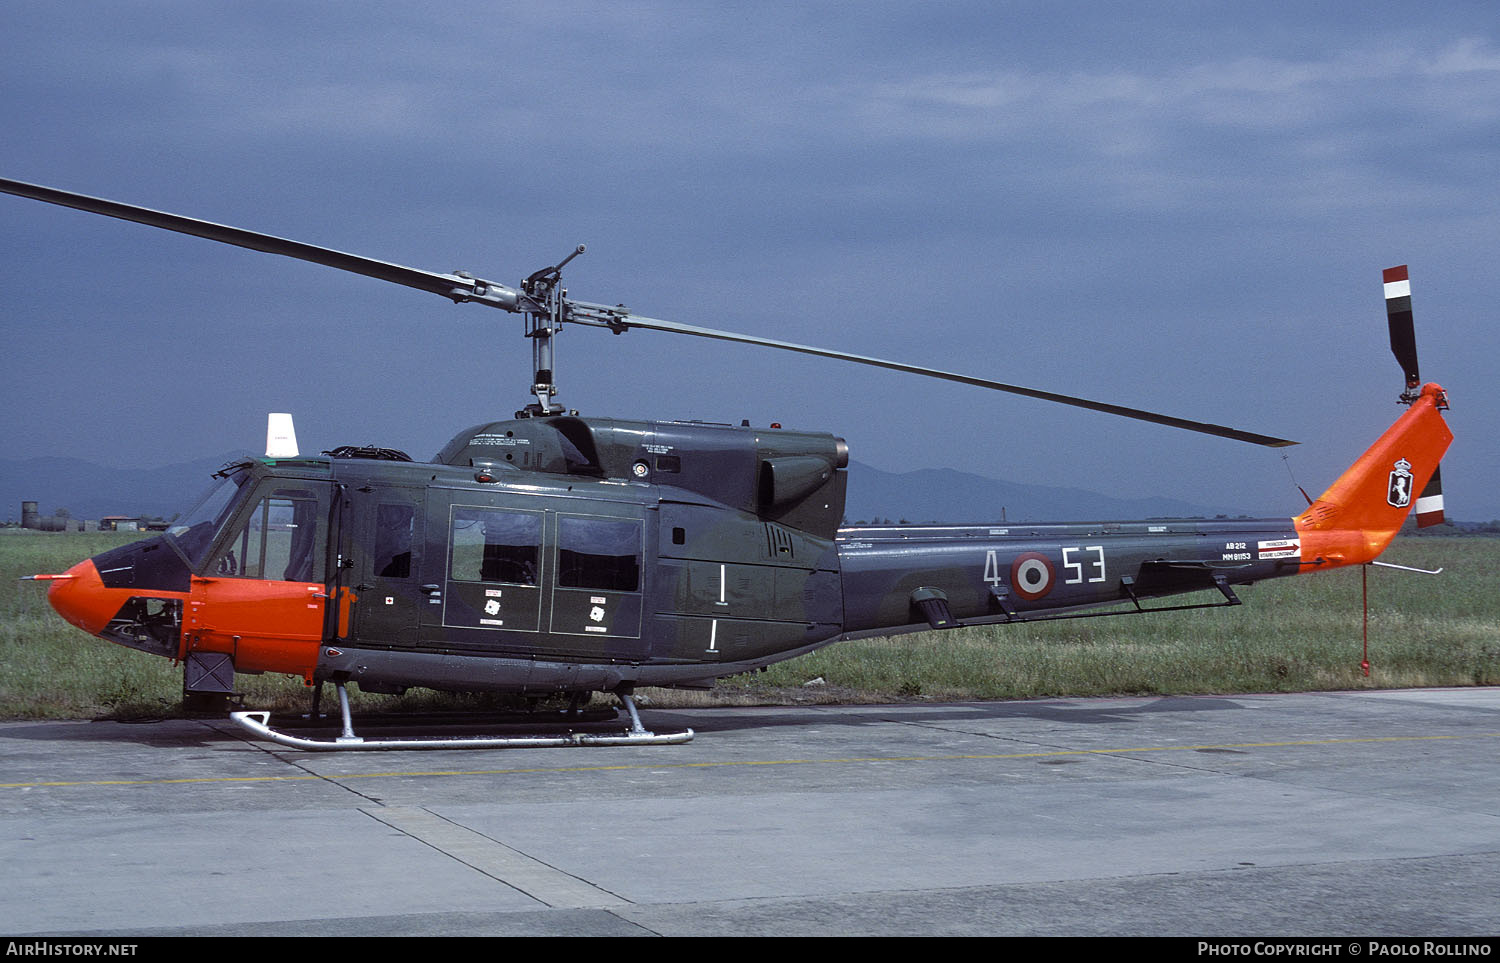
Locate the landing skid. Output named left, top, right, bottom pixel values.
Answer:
left=228, top=684, right=693, bottom=751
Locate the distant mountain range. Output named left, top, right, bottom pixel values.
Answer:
left=0, top=453, right=251, bottom=523
left=842, top=462, right=1239, bottom=524
left=2, top=452, right=1246, bottom=526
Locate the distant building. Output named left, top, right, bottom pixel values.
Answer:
left=18, top=503, right=161, bottom=532
left=99, top=515, right=170, bottom=532
left=19, top=501, right=83, bottom=531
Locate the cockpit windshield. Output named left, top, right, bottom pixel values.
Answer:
left=165, top=463, right=254, bottom=570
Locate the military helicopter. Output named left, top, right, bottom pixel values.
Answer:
left=3, top=178, right=1451, bottom=750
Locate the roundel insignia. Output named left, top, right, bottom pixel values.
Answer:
left=1011, top=552, right=1055, bottom=600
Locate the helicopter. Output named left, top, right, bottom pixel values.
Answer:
left=3, top=177, right=1451, bottom=750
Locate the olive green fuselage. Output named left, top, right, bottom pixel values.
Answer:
left=77, top=414, right=1302, bottom=700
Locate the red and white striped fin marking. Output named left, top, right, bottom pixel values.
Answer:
left=1384, top=264, right=1445, bottom=527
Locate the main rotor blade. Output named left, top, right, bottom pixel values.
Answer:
left=2, top=176, right=1295, bottom=446
left=0, top=177, right=519, bottom=310
left=598, top=310, right=1297, bottom=447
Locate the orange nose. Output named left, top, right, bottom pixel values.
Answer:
left=48, top=558, right=116, bottom=636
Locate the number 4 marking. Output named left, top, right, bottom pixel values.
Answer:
left=1062, top=546, right=1106, bottom=584
left=983, top=550, right=1002, bottom=587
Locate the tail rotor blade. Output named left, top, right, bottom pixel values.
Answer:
left=1384, top=264, right=1420, bottom=391
left=1415, top=465, right=1445, bottom=528
left=1384, top=265, right=1446, bottom=527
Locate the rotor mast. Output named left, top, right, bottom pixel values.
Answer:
left=516, top=244, right=585, bottom=417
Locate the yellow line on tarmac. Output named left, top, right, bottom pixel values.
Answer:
left=2, top=731, right=1496, bottom=791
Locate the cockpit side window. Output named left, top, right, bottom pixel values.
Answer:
left=209, top=488, right=325, bottom=582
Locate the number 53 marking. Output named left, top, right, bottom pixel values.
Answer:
left=1062, top=545, right=1106, bottom=584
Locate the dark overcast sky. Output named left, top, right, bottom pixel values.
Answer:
left=2, top=1, right=1496, bottom=518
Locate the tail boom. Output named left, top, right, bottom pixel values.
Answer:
left=1294, top=382, right=1451, bottom=569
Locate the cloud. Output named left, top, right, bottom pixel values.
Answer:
left=825, top=36, right=1499, bottom=228
left=849, top=38, right=1499, bottom=145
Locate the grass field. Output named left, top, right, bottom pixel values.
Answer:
left=2, top=530, right=1496, bottom=720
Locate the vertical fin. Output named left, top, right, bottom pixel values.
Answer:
left=1294, top=384, right=1451, bottom=567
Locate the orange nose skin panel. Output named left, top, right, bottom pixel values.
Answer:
left=1294, top=383, right=1452, bottom=569
left=185, top=577, right=326, bottom=680
left=48, top=559, right=119, bottom=637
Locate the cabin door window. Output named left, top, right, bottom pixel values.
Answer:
left=443, top=507, right=544, bottom=633
left=550, top=514, right=643, bottom=639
